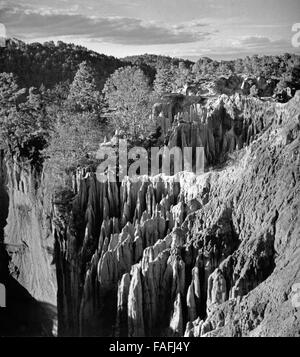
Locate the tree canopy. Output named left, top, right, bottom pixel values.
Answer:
left=0, top=73, right=50, bottom=158
left=103, top=66, right=155, bottom=141
left=67, top=61, right=103, bottom=113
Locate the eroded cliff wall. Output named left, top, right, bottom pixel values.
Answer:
left=53, top=93, right=300, bottom=337
left=0, top=154, right=57, bottom=336
left=4, top=158, right=56, bottom=305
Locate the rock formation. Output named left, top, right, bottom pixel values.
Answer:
left=180, top=75, right=278, bottom=98
left=0, top=85, right=299, bottom=337
left=3, top=157, right=56, bottom=305
left=0, top=153, right=57, bottom=336
left=50, top=92, right=300, bottom=337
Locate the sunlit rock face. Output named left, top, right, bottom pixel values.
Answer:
left=0, top=151, right=9, bottom=285
left=0, top=153, right=57, bottom=336
left=52, top=92, right=300, bottom=337
left=3, top=158, right=56, bottom=305
left=0, top=151, right=8, bottom=243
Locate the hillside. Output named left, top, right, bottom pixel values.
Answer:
left=0, top=39, right=124, bottom=89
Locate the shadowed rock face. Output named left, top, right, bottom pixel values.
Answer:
left=153, top=93, right=281, bottom=168
left=52, top=92, right=300, bottom=337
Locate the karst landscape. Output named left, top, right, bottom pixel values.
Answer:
left=0, top=38, right=299, bottom=338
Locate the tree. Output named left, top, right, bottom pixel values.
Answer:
left=103, top=66, right=155, bottom=142
left=216, top=61, right=234, bottom=76
left=0, top=73, right=50, bottom=157
left=46, top=81, right=70, bottom=106
left=249, top=55, right=262, bottom=77
left=42, top=93, right=109, bottom=193
left=0, top=40, right=123, bottom=90
left=44, top=111, right=104, bottom=187
left=0, top=72, right=25, bottom=112
left=67, top=61, right=103, bottom=113
left=153, top=65, right=176, bottom=95
left=173, top=62, right=194, bottom=92
left=234, top=58, right=244, bottom=74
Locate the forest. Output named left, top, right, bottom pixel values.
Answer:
left=1, top=39, right=300, bottom=196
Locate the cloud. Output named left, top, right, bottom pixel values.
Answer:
left=0, top=4, right=211, bottom=45
left=238, top=36, right=289, bottom=48
left=180, top=34, right=299, bottom=60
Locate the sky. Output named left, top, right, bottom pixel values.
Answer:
left=0, top=0, right=300, bottom=60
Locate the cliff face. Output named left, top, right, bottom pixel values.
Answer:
left=0, top=151, right=9, bottom=282
left=4, top=158, right=56, bottom=305
left=0, top=151, right=8, bottom=242
left=0, top=154, right=57, bottom=336
left=53, top=92, right=300, bottom=337
left=154, top=93, right=278, bottom=167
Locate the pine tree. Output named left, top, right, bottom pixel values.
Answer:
left=153, top=65, right=176, bottom=95
left=67, top=61, right=102, bottom=113
left=174, top=62, right=194, bottom=91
